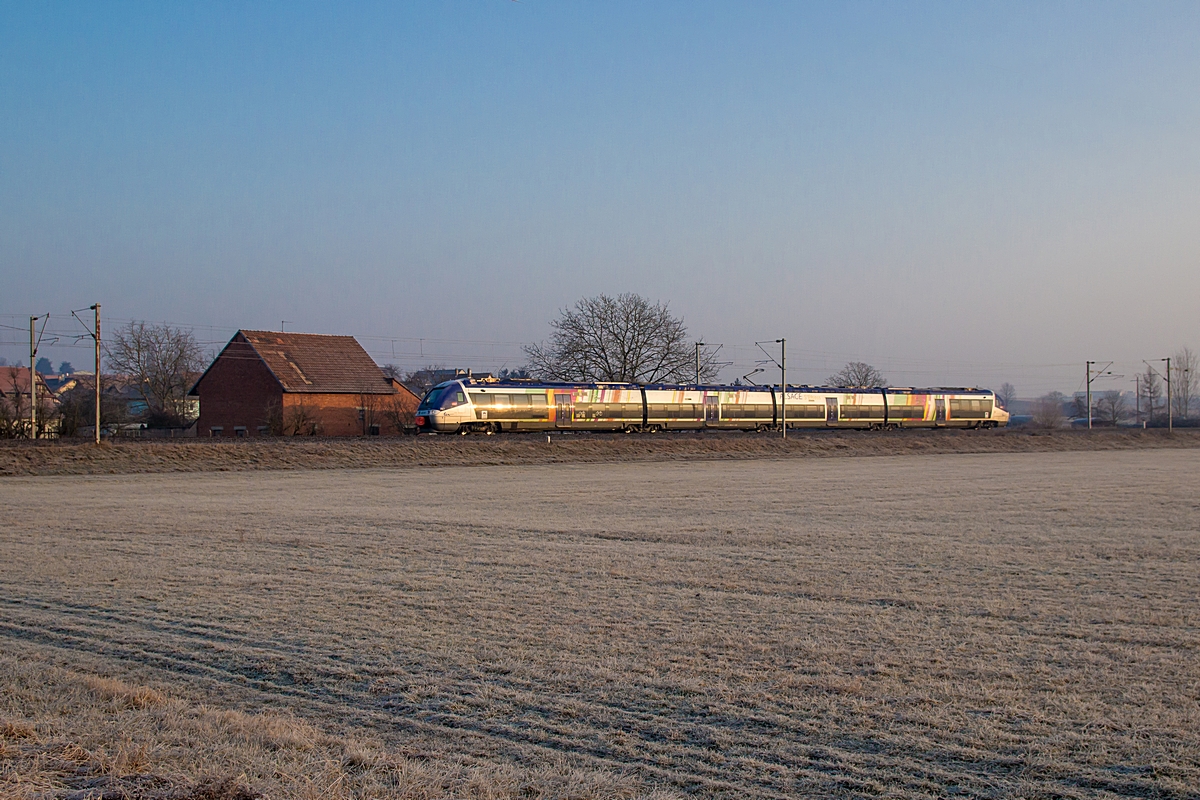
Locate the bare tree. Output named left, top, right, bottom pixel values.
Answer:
left=400, top=366, right=448, bottom=398
left=1172, top=346, right=1197, bottom=419
left=1032, top=391, right=1065, bottom=429
left=1071, top=393, right=1089, bottom=420
left=106, top=322, right=205, bottom=427
left=1141, top=366, right=1162, bottom=423
left=996, top=382, right=1016, bottom=409
left=285, top=398, right=318, bottom=436
left=827, top=362, right=887, bottom=388
left=56, top=377, right=126, bottom=437
left=524, top=294, right=718, bottom=384
left=1093, top=391, right=1129, bottom=427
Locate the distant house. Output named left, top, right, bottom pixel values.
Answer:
left=0, top=366, right=58, bottom=437
left=188, top=330, right=419, bottom=437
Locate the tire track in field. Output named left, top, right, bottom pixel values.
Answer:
left=0, top=594, right=1179, bottom=799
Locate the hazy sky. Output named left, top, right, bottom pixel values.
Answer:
left=2, top=2, right=1197, bottom=394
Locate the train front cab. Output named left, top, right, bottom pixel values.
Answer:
left=414, top=380, right=473, bottom=433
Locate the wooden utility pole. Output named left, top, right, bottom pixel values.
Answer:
left=779, top=338, right=786, bottom=440
left=1086, top=361, right=1092, bottom=430
left=1166, top=357, right=1172, bottom=433
left=29, top=316, right=37, bottom=440
left=93, top=304, right=101, bottom=445
left=1133, top=376, right=1141, bottom=427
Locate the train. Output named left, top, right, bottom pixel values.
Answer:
left=414, top=378, right=1009, bottom=434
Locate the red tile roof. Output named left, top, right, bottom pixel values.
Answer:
left=234, top=330, right=395, bottom=394
left=0, top=366, right=55, bottom=398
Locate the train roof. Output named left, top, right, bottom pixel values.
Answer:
left=438, top=378, right=995, bottom=394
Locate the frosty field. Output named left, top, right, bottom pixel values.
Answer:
left=1, top=449, right=1198, bottom=798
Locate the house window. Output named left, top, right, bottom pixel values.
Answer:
left=234, top=426, right=247, bottom=438
left=256, top=426, right=270, bottom=436
left=368, top=424, right=380, bottom=436
left=210, top=427, right=223, bottom=437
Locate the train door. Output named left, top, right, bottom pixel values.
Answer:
left=555, top=393, right=572, bottom=428
left=935, top=398, right=946, bottom=424
left=825, top=397, right=839, bottom=425
left=704, top=395, right=719, bottom=426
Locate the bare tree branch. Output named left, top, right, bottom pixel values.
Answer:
left=827, top=362, right=887, bottom=388
left=997, top=382, right=1016, bottom=410
left=524, top=294, right=718, bottom=383
left=105, top=321, right=205, bottom=427
left=1173, top=346, right=1197, bottom=419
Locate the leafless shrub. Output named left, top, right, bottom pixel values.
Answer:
left=827, top=361, right=887, bottom=388
left=284, top=399, right=318, bottom=436
left=525, top=293, right=717, bottom=383
left=1032, top=391, right=1065, bottom=428
left=383, top=393, right=415, bottom=433
left=263, top=400, right=283, bottom=436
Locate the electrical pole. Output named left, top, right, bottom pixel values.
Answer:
left=1084, top=361, right=1112, bottom=430
left=695, top=342, right=704, bottom=385
left=778, top=338, right=786, bottom=440
left=1086, top=361, right=1092, bottom=430
left=29, top=316, right=37, bottom=440
left=1133, top=376, right=1140, bottom=428
left=93, top=304, right=101, bottom=445
left=1165, top=357, right=1172, bottom=433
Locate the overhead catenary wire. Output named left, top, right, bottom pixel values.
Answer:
left=0, top=311, right=1181, bottom=397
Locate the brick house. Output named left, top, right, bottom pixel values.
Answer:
left=188, top=331, right=419, bottom=437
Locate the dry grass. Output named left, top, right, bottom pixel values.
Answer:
left=1, top=449, right=1198, bottom=797
left=0, top=659, right=653, bottom=799
left=1, top=427, right=1198, bottom=477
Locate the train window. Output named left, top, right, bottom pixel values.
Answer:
left=949, top=398, right=989, bottom=418
left=417, top=387, right=442, bottom=411
left=438, top=386, right=467, bottom=410
left=841, top=405, right=885, bottom=419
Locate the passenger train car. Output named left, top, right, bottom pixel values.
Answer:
left=414, top=379, right=1009, bottom=434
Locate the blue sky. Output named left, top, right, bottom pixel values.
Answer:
left=2, top=2, right=1197, bottom=394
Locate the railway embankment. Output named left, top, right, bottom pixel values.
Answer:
left=2, top=428, right=1198, bottom=476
